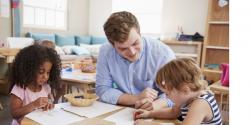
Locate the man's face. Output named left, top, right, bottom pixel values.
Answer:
left=114, top=28, right=142, bottom=62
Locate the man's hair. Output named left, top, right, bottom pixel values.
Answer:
left=9, top=44, right=61, bottom=91
left=155, top=58, right=206, bottom=92
left=35, top=39, right=55, bottom=49
left=103, top=11, right=140, bottom=44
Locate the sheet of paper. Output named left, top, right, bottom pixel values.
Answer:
left=104, top=107, right=135, bottom=125
left=25, top=105, right=84, bottom=125
left=61, top=101, right=122, bottom=118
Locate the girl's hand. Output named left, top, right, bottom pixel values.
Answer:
left=134, top=109, right=151, bottom=119
left=42, top=103, right=55, bottom=111
left=32, top=97, right=48, bottom=109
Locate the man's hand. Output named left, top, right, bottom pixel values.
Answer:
left=135, top=98, right=155, bottom=111
left=136, top=88, right=158, bottom=101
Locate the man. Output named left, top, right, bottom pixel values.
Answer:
left=96, top=11, right=175, bottom=110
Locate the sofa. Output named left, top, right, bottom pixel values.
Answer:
left=26, top=32, right=108, bottom=63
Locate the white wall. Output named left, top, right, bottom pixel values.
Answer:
left=88, top=0, right=209, bottom=38
left=88, top=0, right=112, bottom=36
left=162, top=0, right=209, bottom=40
left=21, top=0, right=89, bottom=36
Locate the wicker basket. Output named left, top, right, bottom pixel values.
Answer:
left=64, top=93, right=98, bottom=107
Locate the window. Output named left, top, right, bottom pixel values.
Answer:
left=112, top=0, right=163, bottom=37
left=23, top=0, right=67, bottom=30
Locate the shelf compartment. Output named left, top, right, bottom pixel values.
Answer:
left=205, top=49, right=229, bottom=65
left=207, top=24, right=229, bottom=47
left=210, top=0, right=229, bottom=21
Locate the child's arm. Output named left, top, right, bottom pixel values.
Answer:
left=181, top=99, right=213, bottom=125
left=135, top=105, right=181, bottom=119
left=10, top=94, right=48, bottom=119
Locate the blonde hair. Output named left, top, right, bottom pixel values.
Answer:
left=156, top=58, right=206, bottom=92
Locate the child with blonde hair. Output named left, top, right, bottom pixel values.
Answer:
left=9, top=45, right=61, bottom=125
left=135, top=58, right=222, bottom=125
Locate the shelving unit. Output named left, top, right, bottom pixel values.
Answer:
left=162, top=41, right=203, bottom=66
left=201, top=0, right=229, bottom=82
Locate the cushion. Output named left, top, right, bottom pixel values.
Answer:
left=27, top=32, right=56, bottom=42
left=55, top=46, right=65, bottom=55
left=75, top=36, right=91, bottom=45
left=91, top=36, right=108, bottom=44
left=80, top=44, right=102, bottom=56
left=72, top=47, right=91, bottom=55
left=61, top=45, right=76, bottom=55
left=55, top=34, right=75, bottom=46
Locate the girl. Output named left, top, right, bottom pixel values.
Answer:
left=134, top=58, right=222, bottom=125
left=9, top=44, right=61, bottom=125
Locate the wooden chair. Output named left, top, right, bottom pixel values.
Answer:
left=209, top=81, right=229, bottom=125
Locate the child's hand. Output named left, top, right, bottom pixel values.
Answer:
left=33, top=97, right=48, bottom=109
left=134, top=109, right=151, bottom=119
left=42, top=103, right=55, bottom=111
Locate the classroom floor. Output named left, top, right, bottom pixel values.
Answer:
left=0, top=94, right=11, bottom=125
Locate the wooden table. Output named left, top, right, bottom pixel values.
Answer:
left=21, top=104, right=180, bottom=125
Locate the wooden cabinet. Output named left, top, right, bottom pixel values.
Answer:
left=201, top=0, right=229, bottom=83
left=163, top=41, right=203, bottom=66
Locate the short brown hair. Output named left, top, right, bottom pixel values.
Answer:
left=103, top=11, right=140, bottom=44
left=156, top=58, right=205, bottom=92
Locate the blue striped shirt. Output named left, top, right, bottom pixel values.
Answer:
left=95, top=37, right=175, bottom=105
left=179, top=92, right=222, bottom=125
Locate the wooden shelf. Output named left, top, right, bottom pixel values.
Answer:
left=175, top=53, right=198, bottom=58
left=208, top=21, right=229, bottom=24
left=204, top=68, right=222, bottom=74
left=162, top=41, right=202, bottom=66
left=201, top=0, right=229, bottom=82
left=206, top=46, right=229, bottom=50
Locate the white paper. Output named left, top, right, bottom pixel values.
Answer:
left=104, top=108, right=135, bottom=125
left=61, top=101, right=122, bottom=118
left=25, top=105, right=84, bottom=125
left=0, top=0, right=10, bottom=18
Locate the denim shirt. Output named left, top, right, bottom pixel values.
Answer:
left=96, top=37, right=176, bottom=106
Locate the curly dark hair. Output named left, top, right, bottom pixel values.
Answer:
left=103, top=11, right=140, bottom=44
left=9, top=44, right=62, bottom=91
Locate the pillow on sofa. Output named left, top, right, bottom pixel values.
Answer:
left=72, top=47, right=91, bottom=55
left=62, top=45, right=76, bottom=55
left=80, top=44, right=102, bottom=56
left=55, top=46, right=65, bottom=55
left=91, top=36, right=108, bottom=44
left=76, top=36, right=91, bottom=45
left=56, top=34, right=75, bottom=46
left=26, top=32, right=56, bottom=42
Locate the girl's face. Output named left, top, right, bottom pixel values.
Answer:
left=36, top=61, right=52, bottom=85
left=161, top=82, right=189, bottom=106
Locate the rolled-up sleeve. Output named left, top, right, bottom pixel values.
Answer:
left=95, top=46, right=124, bottom=104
